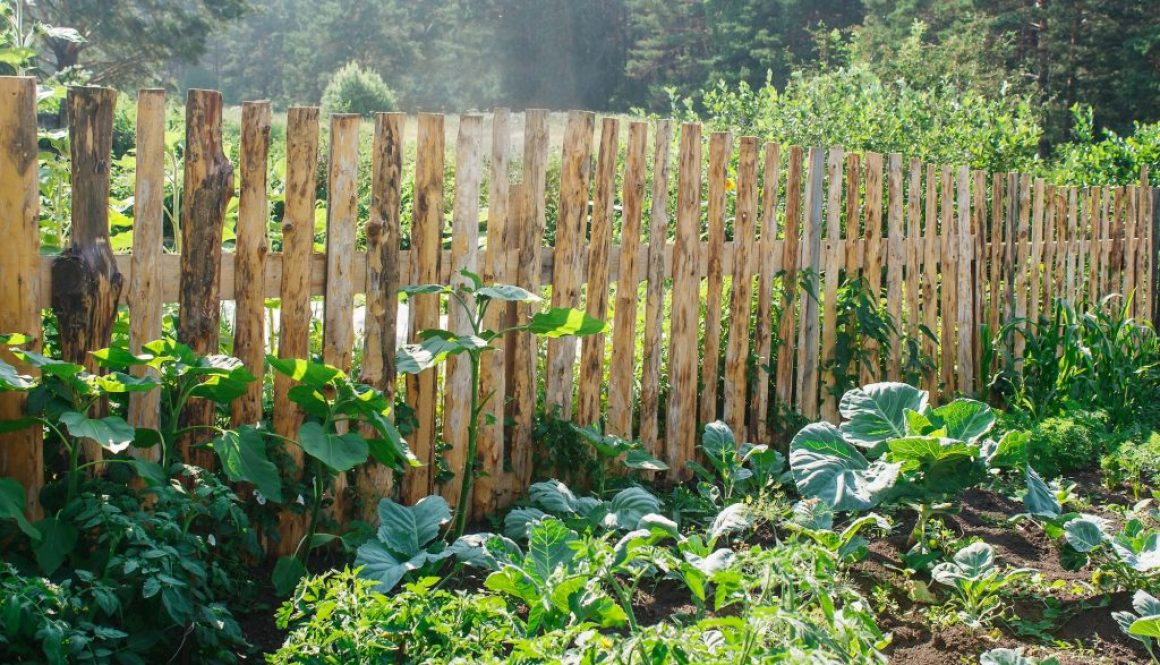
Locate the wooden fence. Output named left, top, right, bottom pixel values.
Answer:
left=0, top=78, right=1156, bottom=537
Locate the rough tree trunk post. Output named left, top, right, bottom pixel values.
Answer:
left=0, top=76, right=44, bottom=519
left=178, top=90, right=233, bottom=469
left=51, top=86, right=123, bottom=469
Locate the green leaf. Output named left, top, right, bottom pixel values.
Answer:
left=398, top=283, right=448, bottom=296
left=33, top=516, right=78, bottom=576
left=521, top=308, right=607, bottom=338
left=211, top=427, right=284, bottom=503
left=396, top=343, right=438, bottom=374
left=373, top=495, right=451, bottom=559
left=928, top=399, right=995, bottom=443
left=985, top=430, right=1029, bottom=469
left=1023, top=465, right=1061, bottom=518
left=624, top=448, right=669, bottom=471
left=0, top=477, right=39, bottom=539
left=477, top=284, right=541, bottom=302
left=0, top=358, right=35, bottom=391
left=272, top=556, right=307, bottom=596
left=886, top=436, right=978, bottom=472
left=528, top=479, right=600, bottom=516
left=606, top=486, right=661, bottom=530
left=1133, top=589, right=1160, bottom=618
left=59, top=411, right=135, bottom=454
left=90, top=346, right=153, bottom=370
left=355, top=543, right=437, bottom=592
left=709, top=503, right=752, bottom=541
left=701, top=420, right=736, bottom=458
left=1129, top=616, right=1160, bottom=640
left=298, top=421, right=369, bottom=472
left=267, top=356, right=342, bottom=390
left=526, top=518, right=578, bottom=582
left=1064, top=515, right=1108, bottom=552
left=789, top=422, right=901, bottom=512
left=838, top=382, right=929, bottom=450
left=903, top=408, right=937, bottom=436
left=128, top=459, right=166, bottom=487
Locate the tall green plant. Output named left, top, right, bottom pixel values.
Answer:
left=397, top=271, right=605, bottom=539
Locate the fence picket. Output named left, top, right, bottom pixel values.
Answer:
left=578, top=118, right=619, bottom=426
left=127, top=89, right=165, bottom=439
left=751, top=142, right=781, bottom=442
left=905, top=159, right=922, bottom=374
left=938, top=166, right=955, bottom=397
left=821, top=146, right=845, bottom=422
left=231, top=101, right=271, bottom=427
left=666, top=123, right=703, bottom=477
left=639, top=119, right=673, bottom=454
left=955, top=166, right=973, bottom=395
left=403, top=113, right=445, bottom=504
left=795, top=147, right=825, bottom=419
left=607, top=122, right=648, bottom=439
left=701, top=132, right=732, bottom=424
left=724, top=137, right=759, bottom=437
left=861, top=153, right=884, bottom=384
left=775, top=146, right=803, bottom=414
left=885, top=154, right=905, bottom=381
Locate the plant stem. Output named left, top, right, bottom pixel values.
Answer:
left=451, top=351, right=482, bottom=540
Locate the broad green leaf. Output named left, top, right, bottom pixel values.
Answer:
left=928, top=399, right=995, bottom=442
left=355, top=543, right=438, bottom=592
left=702, top=421, right=736, bottom=458
left=297, top=421, right=368, bottom=472
left=624, top=448, right=668, bottom=471
left=374, top=495, right=451, bottom=559
left=683, top=548, right=735, bottom=575
left=528, top=479, right=599, bottom=516
left=791, top=499, right=835, bottom=530
left=398, top=283, right=448, bottom=296
left=128, top=459, right=166, bottom=487
left=59, top=412, right=134, bottom=453
left=789, top=422, right=900, bottom=512
left=526, top=518, right=578, bottom=582
left=1023, top=465, right=1061, bottom=518
left=709, top=503, right=752, bottom=541
left=267, top=356, right=342, bottom=389
left=33, top=516, right=78, bottom=576
left=93, top=372, right=159, bottom=393
left=838, top=382, right=929, bottom=449
left=1133, top=589, right=1160, bottom=618
left=449, top=533, right=523, bottom=569
left=90, top=346, right=153, bottom=369
left=885, top=436, right=978, bottom=472
left=606, top=486, right=660, bottom=530
left=503, top=507, right=547, bottom=540
left=984, top=430, right=1029, bottom=469
left=396, top=343, right=438, bottom=374
left=903, top=408, right=937, bottom=436
left=272, top=556, right=307, bottom=596
left=1129, top=616, right=1160, bottom=639
left=1064, top=515, right=1108, bottom=552
left=521, top=308, right=606, bottom=338
left=0, top=358, right=35, bottom=391
left=477, top=284, right=541, bottom=302
left=0, top=477, right=39, bottom=539
left=211, top=427, right=284, bottom=503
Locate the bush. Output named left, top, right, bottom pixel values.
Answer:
left=1020, top=413, right=1110, bottom=479
left=1102, top=429, right=1160, bottom=499
left=320, top=61, right=397, bottom=116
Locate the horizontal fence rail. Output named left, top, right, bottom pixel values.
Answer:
left=0, top=77, right=1157, bottom=534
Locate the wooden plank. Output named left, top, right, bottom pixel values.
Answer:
left=1047, top=186, right=1063, bottom=307
left=795, top=147, right=825, bottom=419
left=723, top=137, right=759, bottom=437
left=938, top=166, right=955, bottom=397
left=1088, top=187, right=1103, bottom=305
left=54, top=86, right=122, bottom=469
left=955, top=166, right=973, bottom=395
left=885, top=153, right=904, bottom=380
left=700, top=132, right=732, bottom=424
left=861, top=152, right=884, bottom=385
left=230, top=100, right=271, bottom=427
left=751, top=142, right=781, bottom=443
left=359, top=111, right=405, bottom=520
left=1138, top=173, right=1153, bottom=319
left=821, top=146, right=845, bottom=422
left=1111, top=187, right=1125, bottom=296
left=921, top=165, right=939, bottom=394
left=545, top=111, right=595, bottom=420
left=1126, top=185, right=1138, bottom=304
left=639, top=120, right=673, bottom=454
left=1066, top=187, right=1079, bottom=306
left=905, top=159, right=922, bottom=364
left=607, top=121, right=648, bottom=438
left=1080, top=187, right=1093, bottom=308
left=508, top=109, right=550, bottom=495
left=775, top=146, right=804, bottom=415
left=987, top=173, right=1004, bottom=370
left=127, top=89, right=165, bottom=438
left=972, top=170, right=987, bottom=391
left=442, top=115, right=483, bottom=513
left=178, top=89, right=233, bottom=469
left=273, top=107, right=319, bottom=555
left=577, top=118, right=619, bottom=425
left=0, top=76, right=43, bottom=519
left=474, top=109, right=510, bottom=517
left=665, top=122, right=703, bottom=478
left=844, top=154, right=863, bottom=280
left=1013, top=175, right=1032, bottom=368
left=322, top=113, right=360, bottom=519
left=402, top=113, right=445, bottom=504
left=1028, top=179, right=1046, bottom=323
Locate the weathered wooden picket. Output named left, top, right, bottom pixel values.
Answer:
left=0, top=78, right=1156, bottom=544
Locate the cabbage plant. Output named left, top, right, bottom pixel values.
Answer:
left=1113, top=589, right=1160, bottom=662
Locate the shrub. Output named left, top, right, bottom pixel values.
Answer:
left=1022, top=413, right=1110, bottom=479
left=1101, top=430, right=1160, bottom=499
left=320, top=61, right=397, bottom=116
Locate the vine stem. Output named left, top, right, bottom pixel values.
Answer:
left=451, top=350, right=482, bottom=540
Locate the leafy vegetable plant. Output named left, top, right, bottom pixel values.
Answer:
left=1113, top=589, right=1160, bottom=662
left=396, top=271, right=605, bottom=539
left=931, top=541, right=1034, bottom=628
left=354, top=495, right=454, bottom=592
left=688, top=420, right=784, bottom=505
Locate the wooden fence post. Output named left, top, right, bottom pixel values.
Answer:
left=53, top=86, right=123, bottom=468
left=178, top=89, right=233, bottom=469
left=127, top=89, right=165, bottom=439
left=751, top=143, right=781, bottom=442
left=724, top=137, right=759, bottom=438
left=700, top=132, right=732, bottom=425
left=795, top=147, right=824, bottom=419
left=0, top=76, right=43, bottom=519
left=639, top=120, right=672, bottom=455
left=665, top=122, right=703, bottom=478
left=231, top=101, right=271, bottom=427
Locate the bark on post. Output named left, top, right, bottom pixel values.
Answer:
left=178, top=89, right=233, bottom=468
left=52, top=86, right=123, bottom=468
left=0, top=76, right=44, bottom=519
